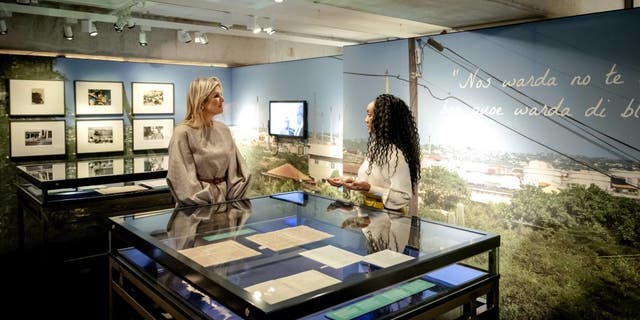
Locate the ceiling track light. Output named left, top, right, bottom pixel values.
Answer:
left=139, top=25, right=151, bottom=46
left=63, top=24, right=74, bottom=40
left=114, top=15, right=126, bottom=32
left=177, top=30, right=191, bottom=43
left=219, top=11, right=232, bottom=30
left=139, top=31, right=147, bottom=46
left=81, top=19, right=98, bottom=36
left=194, top=31, right=208, bottom=45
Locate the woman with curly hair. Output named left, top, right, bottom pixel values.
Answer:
left=328, top=94, right=421, bottom=211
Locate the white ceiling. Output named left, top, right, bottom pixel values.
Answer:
left=0, top=0, right=634, bottom=47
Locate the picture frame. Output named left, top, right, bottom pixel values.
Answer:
left=74, top=80, right=124, bottom=116
left=133, top=155, right=169, bottom=173
left=77, top=158, right=125, bottom=178
left=76, top=119, right=124, bottom=155
left=9, top=79, right=65, bottom=116
left=10, top=120, right=66, bottom=158
left=132, top=82, right=175, bottom=115
left=132, top=118, right=174, bottom=151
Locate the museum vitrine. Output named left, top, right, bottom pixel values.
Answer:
left=15, top=154, right=170, bottom=205
left=109, top=192, right=500, bottom=320
left=15, top=154, right=173, bottom=257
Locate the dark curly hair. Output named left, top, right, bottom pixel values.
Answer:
left=366, top=94, right=421, bottom=191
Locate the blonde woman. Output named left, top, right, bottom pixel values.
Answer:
left=167, top=77, right=251, bottom=206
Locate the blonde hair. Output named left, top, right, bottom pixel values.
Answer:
left=183, top=77, right=222, bottom=128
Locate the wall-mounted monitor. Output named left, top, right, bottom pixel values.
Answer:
left=268, top=100, right=307, bottom=139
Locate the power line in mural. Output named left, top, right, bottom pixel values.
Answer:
left=421, top=39, right=640, bottom=163
left=342, top=70, right=639, bottom=190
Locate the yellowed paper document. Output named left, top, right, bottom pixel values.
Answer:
left=95, top=185, right=148, bottom=194
left=244, top=270, right=340, bottom=304
left=362, top=249, right=414, bottom=268
left=246, top=225, right=332, bottom=251
left=179, top=240, right=261, bottom=267
left=299, top=245, right=363, bottom=269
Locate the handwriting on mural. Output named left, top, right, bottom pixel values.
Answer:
left=449, top=63, right=638, bottom=118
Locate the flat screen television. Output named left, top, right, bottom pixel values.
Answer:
left=268, top=100, right=307, bottom=139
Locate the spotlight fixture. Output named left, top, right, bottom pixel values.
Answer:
left=219, top=11, right=232, bottom=30
left=139, top=31, right=147, bottom=46
left=177, top=30, right=191, bottom=43
left=274, top=0, right=284, bottom=3
left=0, top=19, right=6, bottom=35
left=139, top=25, right=151, bottom=46
left=194, top=31, right=208, bottom=45
left=261, top=17, right=275, bottom=35
left=81, top=20, right=98, bottom=36
left=113, top=15, right=126, bottom=32
left=252, top=16, right=261, bottom=34
left=63, top=25, right=74, bottom=40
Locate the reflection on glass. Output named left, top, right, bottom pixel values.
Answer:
left=77, top=158, right=125, bottom=178
left=166, top=200, right=252, bottom=250
left=134, top=155, right=169, bottom=173
left=329, top=201, right=413, bottom=255
left=19, top=162, right=67, bottom=181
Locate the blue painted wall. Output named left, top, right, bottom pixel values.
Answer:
left=343, top=39, right=410, bottom=141
left=230, top=56, right=343, bottom=138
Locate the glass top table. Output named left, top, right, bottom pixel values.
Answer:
left=109, top=191, right=500, bottom=319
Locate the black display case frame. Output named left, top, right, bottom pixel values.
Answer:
left=109, top=191, right=500, bottom=320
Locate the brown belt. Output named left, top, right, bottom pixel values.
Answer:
left=198, top=176, right=226, bottom=184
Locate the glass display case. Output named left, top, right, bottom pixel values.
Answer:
left=15, top=154, right=170, bottom=205
left=15, top=154, right=174, bottom=256
left=109, top=192, right=500, bottom=320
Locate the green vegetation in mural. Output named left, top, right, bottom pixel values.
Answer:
left=417, top=165, right=640, bottom=320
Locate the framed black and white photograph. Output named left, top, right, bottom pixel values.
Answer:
left=76, top=119, right=124, bottom=155
left=77, top=158, right=125, bottom=178
left=132, top=82, right=174, bottom=115
left=10, top=120, right=66, bottom=158
left=133, top=155, right=169, bottom=173
left=75, top=80, right=124, bottom=116
left=9, top=79, right=65, bottom=116
left=132, top=118, right=174, bottom=151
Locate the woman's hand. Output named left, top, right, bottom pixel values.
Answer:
left=343, top=180, right=371, bottom=192
left=327, top=176, right=354, bottom=187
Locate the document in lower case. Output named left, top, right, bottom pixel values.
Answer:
left=299, top=245, right=363, bottom=269
left=245, top=225, right=332, bottom=251
left=244, top=270, right=341, bottom=304
left=95, top=185, right=148, bottom=194
left=179, top=240, right=261, bottom=267
left=362, top=249, right=414, bottom=268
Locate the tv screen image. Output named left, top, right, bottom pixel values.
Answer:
left=268, top=100, right=307, bottom=138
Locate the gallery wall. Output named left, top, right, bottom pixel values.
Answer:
left=339, top=8, right=640, bottom=319
left=0, top=55, right=341, bottom=256
left=230, top=56, right=343, bottom=142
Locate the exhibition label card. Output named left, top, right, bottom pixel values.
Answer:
left=244, top=270, right=340, bottom=305
left=325, top=279, right=435, bottom=320
left=179, top=240, right=260, bottom=267
left=362, top=249, right=414, bottom=268
left=299, top=245, right=363, bottom=269
left=246, top=225, right=332, bottom=251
